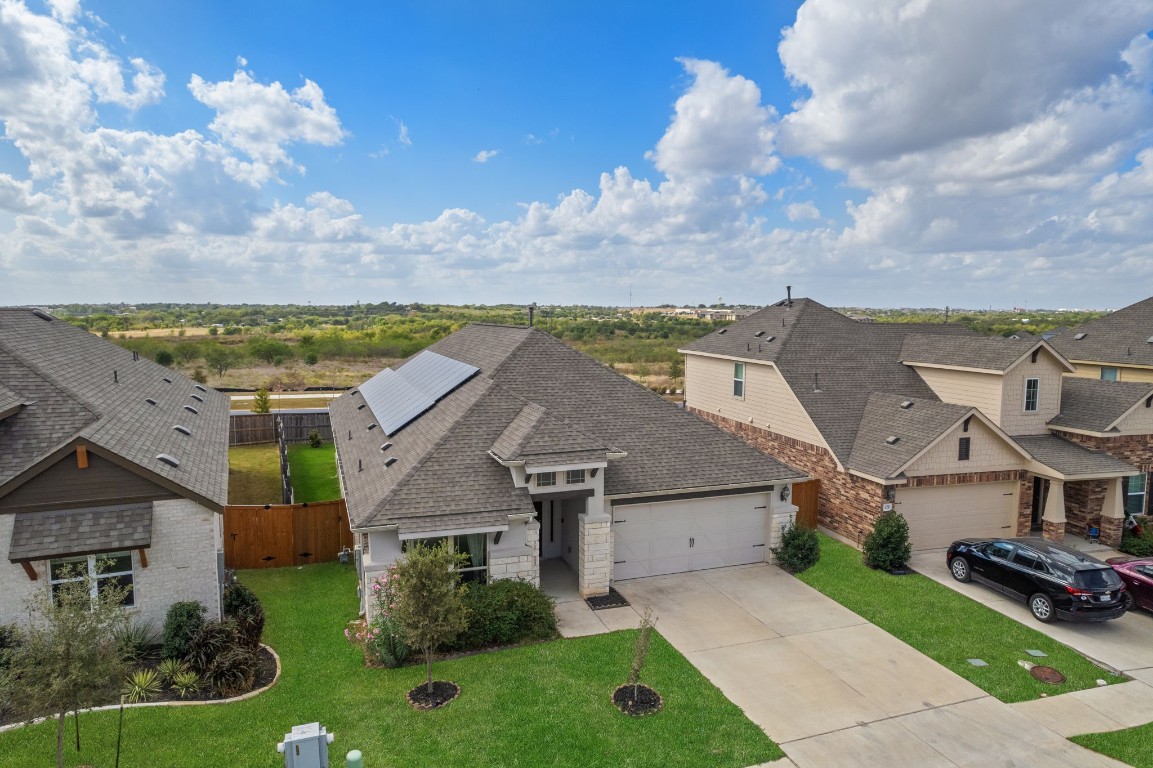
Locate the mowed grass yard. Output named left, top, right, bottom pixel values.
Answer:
left=227, top=443, right=341, bottom=504
left=796, top=535, right=1126, bottom=703
left=0, top=564, right=783, bottom=768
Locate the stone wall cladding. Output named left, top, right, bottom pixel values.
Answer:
left=489, top=521, right=540, bottom=587
left=1042, top=519, right=1065, bottom=542
left=578, top=515, right=611, bottom=597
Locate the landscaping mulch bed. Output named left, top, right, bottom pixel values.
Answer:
left=406, top=681, right=460, bottom=710
left=585, top=587, right=630, bottom=611
left=612, top=684, right=663, bottom=716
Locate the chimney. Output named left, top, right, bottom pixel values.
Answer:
left=786, top=286, right=793, bottom=308
left=528, top=302, right=537, bottom=327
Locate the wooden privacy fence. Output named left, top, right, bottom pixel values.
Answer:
left=223, top=499, right=354, bottom=569
left=792, top=479, right=820, bottom=530
left=230, top=412, right=334, bottom=446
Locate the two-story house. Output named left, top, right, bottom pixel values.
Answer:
left=330, top=323, right=806, bottom=614
left=681, top=297, right=1143, bottom=550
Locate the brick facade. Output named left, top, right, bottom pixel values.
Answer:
left=1062, top=480, right=1107, bottom=539
left=1017, top=476, right=1035, bottom=536
left=1051, top=431, right=1153, bottom=474
left=1043, top=519, right=1065, bottom=541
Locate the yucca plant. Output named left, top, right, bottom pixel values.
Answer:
left=156, top=658, right=186, bottom=685
left=121, top=669, right=162, bottom=704
left=171, top=670, right=201, bottom=699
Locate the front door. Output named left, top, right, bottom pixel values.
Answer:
left=1031, top=478, right=1048, bottom=532
left=539, top=500, right=563, bottom=560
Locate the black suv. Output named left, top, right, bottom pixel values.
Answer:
left=946, top=538, right=1127, bottom=623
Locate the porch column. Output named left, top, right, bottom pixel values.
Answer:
left=1099, top=477, right=1126, bottom=548
left=1042, top=478, right=1066, bottom=542
left=578, top=502, right=612, bottom=598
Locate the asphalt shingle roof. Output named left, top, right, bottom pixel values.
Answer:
left=332, top=324, right=806, bottom=530
left=681, top=298, right=976, bottom=467
left=0, top=308, right=230, bottom=509
left=1049, top=296, right=1153, bottom=368
left=1049, top=377, right=1153, bottom=433
left=900, top=334, right=1060, bottom=372
left=847, top=394, right=973, bottom=480
left=1015, top=434, right=1138, bottom=478
left=8, top=502, right=153, bottom=560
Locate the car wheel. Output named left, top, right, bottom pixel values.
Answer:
left=949, top=557, right=971, bottom=583
left=1029, top=593, right=1056, bottom=623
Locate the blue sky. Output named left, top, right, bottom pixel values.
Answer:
left=2, top=0, right=1152, bottom=309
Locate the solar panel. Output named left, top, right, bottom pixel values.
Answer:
left=360, top=350, right=479, bottom=435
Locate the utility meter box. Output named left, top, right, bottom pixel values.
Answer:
left=277, top=722, right=334, bottom=768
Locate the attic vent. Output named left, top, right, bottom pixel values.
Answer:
left=380, top=442, right=393, bottom=452
left=717, top=328, right=727, bottom=335
left=1074, top=332, right=1087, bottom=340
left=194, top=384, right=208, bottom=392
left=145, top=398, right=157, bottom=406
left=885, top=436, right=901, bottom=446
left=384, top=457, right=398, bottom=468
left=156, top=453, right=180, bottom=468
left=163, top=377, right=173, bottom=384
left=754, top=331, right=765, bottom=338
left=765, top=335, right=775, bottom=343
left=899, top=400, right=914, bottom=410
left=190, top=394, right=204, bottom=402
left=173, top=425, right=192, bottom=436
left=1147, top=336, right=1153, bottom=344
left=31, top=308, right=53, bottom=322
left=367, top=423, right=378, bottom=431
left=357, top=403, right=366, bottom=410
left=350, top=390, right=359, bottom=396
left=183, top=405, right=199, bottom=414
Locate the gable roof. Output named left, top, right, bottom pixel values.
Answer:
left=900, top=335, right=1073, bottom=373
left=332, top=324, right=805, bottom=530
left=1015, top=434, right=1138, bottom=479
left=847, top=394, right=975, bottom=480
left=680, top=298, right=976, bottom=468
left=1049, top=377, right=1153, bottom=433
left=1049, top=296, right=1153, bottom=368
left=0, top=308, right=230, bottom=510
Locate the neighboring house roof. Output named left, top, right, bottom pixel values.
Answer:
left=1049, top=378, right=1153, bottom=433
left=333, top=324, right=805, bottom=530
left=0, top=308, right=230, bottom=510
left=680, top=298, right=976, bottom=469
left=900, top=334, right=1073, bottom=373
left=1049, top=296, right=1153, bottom=368
left=1015, top=434, right=1138, bottom=479
left=847, top=394, right=974, bottom=480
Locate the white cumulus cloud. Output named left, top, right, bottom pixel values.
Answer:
left=473, top=149, right=500, bottom=163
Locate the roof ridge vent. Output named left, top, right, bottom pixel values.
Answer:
left=885, top=435, right=901, bottom=445
left=900, top=400, right=914, bottom=410
left=156, top=453, right=180, bottom=468
left=183, top=405, right=199, bottom=414
left=173, top=425, right=192, bottom=436
left=31, top=308, right=53, bottom=321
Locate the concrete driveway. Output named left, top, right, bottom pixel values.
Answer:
left=615, top=564, right=1129, bottom=768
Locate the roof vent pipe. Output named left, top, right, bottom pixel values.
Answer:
left=786, top=285, right=792, bottom=308
left=114, top=370, right=118, bottom=384
left=528, top=302, right=537, bottom=327
left=813, top=373, right=821, bottom=393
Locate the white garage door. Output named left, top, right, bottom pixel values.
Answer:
left=612, top=493, right=768, bottom=580
left=895, top=482, right=1018, bottom=550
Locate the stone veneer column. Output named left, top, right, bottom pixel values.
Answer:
left=1099, top=477, right=1126, bottom=548
left=486, top=519, right=541, bottom=587
left=1042, top=478, right=1066, bottom=542
left=578, top=510, right=612, bottom=598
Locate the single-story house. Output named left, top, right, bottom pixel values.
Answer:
left=330, top=323, right=806, bottom=614
left=680, top=296, right=1145, bottom=550
left=0, top=308, right=230, bottom=629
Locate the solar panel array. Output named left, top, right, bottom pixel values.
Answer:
left=360, top=350, right=480, bottom=435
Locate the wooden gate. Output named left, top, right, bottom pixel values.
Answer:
left=223, top=499, right=354, bottom=569
left=792, top=479, right=820, bottom=529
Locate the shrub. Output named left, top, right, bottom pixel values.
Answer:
left=162, top=602, right=206, bottom=661
left=122, top=669, right=162, bottom=703
left=365, top=617, right=411, bottom=668
left=1120, top=531, right=1153, bottom=558
left=154, top=350, right=174, bottom=367
left=863, top=509, right=912, bottom=571
left=202, top=644, right=258, bottom=698
left=156, top=658, right=187, bottom=685
left=171, top=670, right=201, bottom=699
left=115, top=620, right=156, bottom=663
left=223, top=582, right=265, bottom=649
left=308, top=428, right=322, bottom=448
left=447, top=579, right=557, bottom=651
left=771, top=523, right=820, bottom=574
left=0, top=624, right=19, bottom=671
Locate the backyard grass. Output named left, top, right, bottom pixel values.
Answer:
left=227, top=444, right=281, bottom=504
left=1072, top=722, right=1153, bottom=767
left=287, top=443, right=341, bottom=502
left=0, top=563, right=782, bottom=768
left=796, top=534, right=1126, bottom=703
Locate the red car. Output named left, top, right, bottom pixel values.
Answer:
left=1108, top=557, right=1153, bottom=612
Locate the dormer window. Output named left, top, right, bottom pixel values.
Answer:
left=566, top=469, right=585, bottom=485
left=1024, top=378, right=1039, bottom=412
left=536, top=472, right=556, bottom=488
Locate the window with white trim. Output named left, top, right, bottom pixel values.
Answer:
left=49, top=552, right=134, bottom=607
left=1023, top=378, right=1039, bottom=412
left=402, top=535, right=488, bottom=584
left=1100, top=367, right=1119, bottom=382
left=566, top=469, right=585, bottom=485
left=1125, top=473, right=1148, bottom=517
left=536, top=471, right=556, bottom=487
left=733, top=362, right=745, bottom=398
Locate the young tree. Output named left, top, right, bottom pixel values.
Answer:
left=390, top=541, right=470, bottom=694
left=251, top=388, right=272, bottom=414
left=203, top=346, right=238, bottom=378
left=3, top=561, right=131, bottom=768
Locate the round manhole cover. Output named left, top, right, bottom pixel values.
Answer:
left=1030, top=666, right=1066, bottom=684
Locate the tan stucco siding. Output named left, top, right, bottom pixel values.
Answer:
left=1115, top=400, right=1153, bottom=435
left=912, top=366, right=1003, bottom=424
left=1067, top=363, right=1153, bottom=383
left=905, top=418, right=1027, bottom=477
left=1001, top=354, right=1064, bottom=435
left=685, top=354, right=826, bottom=447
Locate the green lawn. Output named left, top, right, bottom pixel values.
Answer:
left=0, top=564, right=781, bottom=768
left=287, top=443, right=341, bottom=502
left=796, top=535, right=1125, bottom=703
left=1072, top=722, right=1153, bottom=767
left=227, top=444, right=281, bottom=504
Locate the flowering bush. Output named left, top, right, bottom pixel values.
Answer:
left=346, top=568, right=411, bottom=668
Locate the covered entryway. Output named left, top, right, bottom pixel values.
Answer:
left=894, top=482, right=1018, bottom=550
left=612, top=493, right=768, bottom=580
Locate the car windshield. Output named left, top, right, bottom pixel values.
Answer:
left=1073, top=569, right=1122, bottom=590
